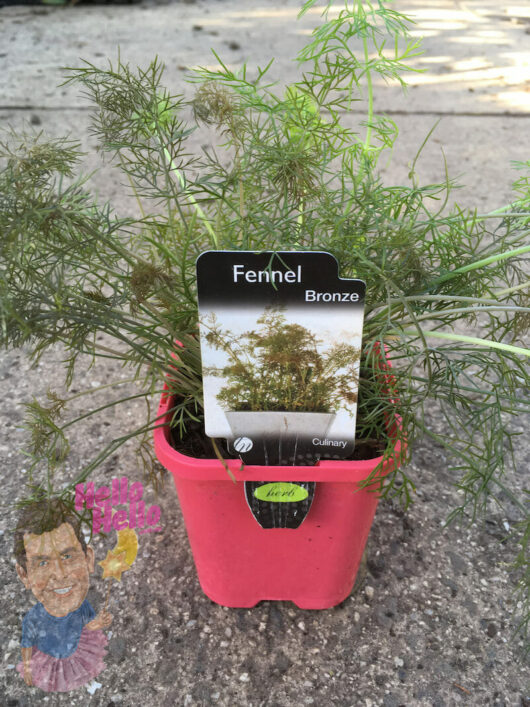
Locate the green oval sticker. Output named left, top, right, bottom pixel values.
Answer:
left=254, top=482, right=309, bottom=503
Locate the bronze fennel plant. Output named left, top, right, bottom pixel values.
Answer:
left=0, top=1, right=529, bottom=633
left=204, top=308, right=361, bottom=413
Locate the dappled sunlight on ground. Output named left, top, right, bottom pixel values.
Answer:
left=0, top=0, right=526, bottom=209
left=1, top=0, right=527, bottom=116
left=387, top=0, right=530, bottom=113
left=188, top=0, right=529, bottom=115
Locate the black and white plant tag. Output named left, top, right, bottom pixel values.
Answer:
left=196, top=251, right=365, bottom=528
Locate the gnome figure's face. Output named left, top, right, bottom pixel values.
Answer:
left=17, top=522, right=94, bottom=617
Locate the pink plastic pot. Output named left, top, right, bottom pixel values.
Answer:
left=154, top=390, right=404, bottom=609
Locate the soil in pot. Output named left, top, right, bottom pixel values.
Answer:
left=169, top=410, right=385, bottom=462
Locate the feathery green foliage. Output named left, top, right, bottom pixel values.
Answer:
left=0, top=0, right=528, bottom=636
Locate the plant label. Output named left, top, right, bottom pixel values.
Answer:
left=196, top=251, right=366, bottom=466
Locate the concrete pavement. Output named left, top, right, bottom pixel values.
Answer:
left=0, top=1, right=529, bottom=704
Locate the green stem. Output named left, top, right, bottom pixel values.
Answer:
left=367, top=294, right=503, bottom=317
left=118, top=153, right=146, bottom=218
left=429, top=245, right=530, bottom=288
left=162, top=146, right=218, bottom=247
left=362, top=32, right=373, bottom=154
left=399, top=328, right=530, bottom=358
left=495, top=280, right=530, bottom=297
left=483, top=201, right=528, bottom=218
left=400, top=304, right=530, bottom=325
left=61, top=391, right=155, bottom=432
left=62, top=378, right=137, bottom=402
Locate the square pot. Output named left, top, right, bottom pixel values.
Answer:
left=153, top=390, right=404, bottom=609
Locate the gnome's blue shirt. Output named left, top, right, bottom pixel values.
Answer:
left=21, top=600, right=95, bottom=658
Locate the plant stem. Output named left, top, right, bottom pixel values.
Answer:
left=162, top=146, right=218, bottom=247
left=495, top=280, right=530, bottom=297
left=399, top=329, right=530, bottom=358
left=400, top=304, right=530, bottom=325
left=363, top=32, right=373, bottom=156
left=429, top=245, right=530, bottom=288
left=211, top=438, right=236, bottom=482
left=119, top=153, right=146, bottom=218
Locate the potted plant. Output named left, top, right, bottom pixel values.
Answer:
left=1, top=1, right=528, bottom=618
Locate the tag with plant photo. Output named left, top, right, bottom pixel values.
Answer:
left=196, top=251, right=366, bottom=466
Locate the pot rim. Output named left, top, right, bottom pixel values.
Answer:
left=153, top=387, right=405, bottom=483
